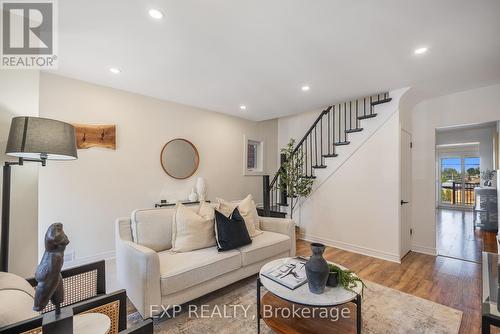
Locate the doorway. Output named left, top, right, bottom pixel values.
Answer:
left=435, top=122, right=498, bottom=262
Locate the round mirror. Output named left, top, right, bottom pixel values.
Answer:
left=160, top=139, right=199, bottom=179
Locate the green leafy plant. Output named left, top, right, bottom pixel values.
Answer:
left=278, top=138, right=314, bottom=202
left=481, top=169, right=496, bottom=182
left=328, top=263, right=367, bottom=297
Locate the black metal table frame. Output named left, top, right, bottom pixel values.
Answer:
left=482, top=303, right=500, bottom=334
left=257, top=278, right=361, bottom=334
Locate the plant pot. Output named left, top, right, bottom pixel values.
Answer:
left=327, top=272, right=338, bottom=287
left=305, top=243, right=329, bottom=294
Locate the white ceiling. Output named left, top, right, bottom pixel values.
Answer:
left=50, top=0, right=500, bottom=121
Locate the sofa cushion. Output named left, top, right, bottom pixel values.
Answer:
left=0, top=272, right=38, bottom=327
left=238, top=231, right=291, bottom=266
left=131, top=208, right=177, bottom=252
left=216, top=195, right=263, bottom=238
left=214, top=208, right=252, bottom=252
left=158, top=247, right=241, bottom=295
left=171, top=203, right=217, bottom=252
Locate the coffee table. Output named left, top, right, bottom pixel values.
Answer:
left=257, top=258, right=362, bottom=334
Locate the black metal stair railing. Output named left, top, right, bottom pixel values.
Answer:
left=260, top=92, right=392, bottom=218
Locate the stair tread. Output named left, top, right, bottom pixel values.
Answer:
left=312, top=165, right=327, bottom=169
left=345, top=128, right=363, bottom=133
left=335, top=141, right=351, bottom=146
left=322, top=153, right=339, bottom=158
left=371, top=97, right=392, bottom=106
left=357, top=113, right=377, bottom=120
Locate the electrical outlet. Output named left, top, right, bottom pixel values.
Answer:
left=64, top=249, right=75, bottom=263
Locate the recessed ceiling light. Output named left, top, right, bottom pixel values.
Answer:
left=414, top=47, right=428, bottom=55
left=148, top=8, right=164, bottom=20
left=109, top=67, right=121, bottom=74
left=240, top=105, right=247, bottom=110
left=301, top=85, right=310, bottom=91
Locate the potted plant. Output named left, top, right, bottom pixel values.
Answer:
left=327, top=263, right=367, bottom=296
left=278, top=139, right=314, bottom=218
left=481, top=169, right=496, bottom=187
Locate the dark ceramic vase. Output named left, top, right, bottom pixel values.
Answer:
left=305, top=243, right=329, bottom=294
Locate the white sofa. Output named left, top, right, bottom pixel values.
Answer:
left=115, top=206, right=295, bottom=318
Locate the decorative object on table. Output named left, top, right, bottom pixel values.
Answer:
left=278, top=138, right=314, bottom=218
left=34, top=223, right=70, bottom=314
left=261, top=257, right=308, bottom=290
left=188, top=187, right=198, bottom=202
left=196, top=177, right=207, bottom=201
left=1, top=116, right=77, bottom=272
left=161, top=138, right=199, bottom=179
left=327, top=271, right=339, bottom=287
left=482, top=169, right=496, bottom=187
left=214, top=208, right=252, bottom=251
left=328, top=263, right=366, bottom=296
left=72, top=124, right=116, bottom=149
left=161, top=199, right=167, bottom=204
left=305, top=243, right=330, bottom=294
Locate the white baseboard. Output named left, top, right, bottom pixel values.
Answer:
left=62, top=250, right=116, bottom=269
left=411, top=244, right=437, bottom=256
left=299, top=233, right=401, bottom=263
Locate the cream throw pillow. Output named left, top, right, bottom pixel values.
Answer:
left=171, top=202, right=218, bottom=252
left=216, top=195, right=263, bottom=238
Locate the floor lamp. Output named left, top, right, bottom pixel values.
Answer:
left=1, top=116, right=77, bottom=272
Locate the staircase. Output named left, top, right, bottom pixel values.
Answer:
left=258, top=92, right=392, bottom=218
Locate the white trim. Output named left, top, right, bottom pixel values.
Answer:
left=62, top=250, right=116, bottom=269
left=411, top=244, right=437, bottom=256
left=298, top=233, right=401, bottom=263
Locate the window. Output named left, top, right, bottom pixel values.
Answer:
left=439, top=155, right=480, bottom=207
left=244, top=136, right=264, bottom=175
left=247, top=141, right=258, bottom=170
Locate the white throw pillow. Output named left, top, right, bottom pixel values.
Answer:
left=171, top=202, right=217, bottom=252
left=217, top=195, right=263, bottom=238
left=0, top=272, right=38, bottom=327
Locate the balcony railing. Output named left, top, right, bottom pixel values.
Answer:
left=441, top=181, right=477, bottom=206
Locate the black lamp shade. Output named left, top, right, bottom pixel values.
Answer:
left=5, top=117, right=78, bottom=160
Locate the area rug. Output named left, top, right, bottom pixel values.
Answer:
left=128, top=276, right=462, bottom=334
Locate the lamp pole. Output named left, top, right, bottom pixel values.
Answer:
left=1, top=157, right=46, bottom=272
left=0, top=162, right=15, bottom=272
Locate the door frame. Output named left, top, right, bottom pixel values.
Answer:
left=400, top=129, right=412, bottom=259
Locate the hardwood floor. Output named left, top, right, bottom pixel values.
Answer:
left=437, top=208, right=497, bottom=262
left=296, top=239, right=493, bottom=334
left=122, top=228, right=496, bottom=333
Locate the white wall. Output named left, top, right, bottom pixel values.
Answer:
left=411, top=84, right=500, bottom=255
left=296, top=112, right=402, bottom=262
left=38, top=73, right=278, bottom=263
left=0, top=70, right=40, bottom=277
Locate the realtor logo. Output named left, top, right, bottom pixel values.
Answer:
left=1, top=0, right=58, bottom=68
